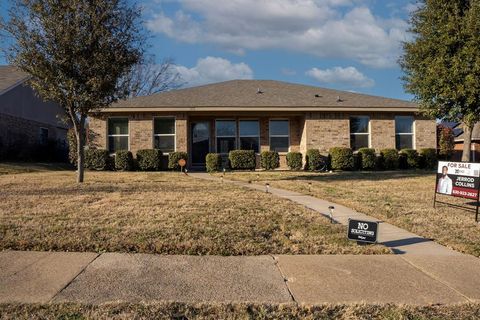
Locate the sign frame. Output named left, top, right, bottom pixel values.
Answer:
left=347, top=218, right=379, bottom=244
left=433, top=161, right=480, bottom=222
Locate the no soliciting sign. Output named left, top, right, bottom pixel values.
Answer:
left=347, top=219, right=379, bottom=243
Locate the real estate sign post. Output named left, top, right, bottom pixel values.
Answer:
left=434, top=161, right=480, bottom=222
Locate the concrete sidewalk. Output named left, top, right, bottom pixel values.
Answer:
left=2, top=251, right=480, bottom=305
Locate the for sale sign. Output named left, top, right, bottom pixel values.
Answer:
left=347, top=219, right=379, bottom=243
left=436, top=161, right=480, bottom=200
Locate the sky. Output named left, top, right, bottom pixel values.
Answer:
left=0, top=0, right=419, bottom=100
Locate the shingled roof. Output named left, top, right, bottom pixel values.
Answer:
left=106, top=80, right=417, bottom=112
left=0, top=66, right=30, bottom=94
left=456, top=123, right=480, bottom=142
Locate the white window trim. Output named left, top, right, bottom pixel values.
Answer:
left=107, top=117, right=130, bottom=153
left=215, top=119, right=237, bottom=154
left=395, top=116, right=416, bottom=149
left=153, top=116, right=176, bottom=155
left=239, top=119, right=260, bottom=153
left=349, top=116, right=371, bottom=149
left=269, top=119, right=290, bottom=153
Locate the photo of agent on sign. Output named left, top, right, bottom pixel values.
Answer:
left=437, top=165, right=453, bottom=195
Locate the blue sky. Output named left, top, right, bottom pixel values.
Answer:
left=1, top=0, right=418, bottom=100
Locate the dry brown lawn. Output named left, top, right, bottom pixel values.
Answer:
left=1, top=302, right=480, bottom=320
left=217, top=171, right=480, bottom=256
left=0, top=167, right=388, bottom=255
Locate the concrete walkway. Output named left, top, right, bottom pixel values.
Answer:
left=2, top=173, right=480, bottom=306
left=2, top=251, right=480, bottom=305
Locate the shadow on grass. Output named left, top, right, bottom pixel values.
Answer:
left=273, top=170, right=435, bottom=183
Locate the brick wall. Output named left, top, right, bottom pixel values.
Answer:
left=0, top=112, right=66, bottom=147
left=415, top=117, right=437, bottom=149
left=370, top=113, right=396, bottom=150
left=303, top=112, right=350, bottom=153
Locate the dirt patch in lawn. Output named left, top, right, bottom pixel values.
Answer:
left=0, top=171, right=388, bottom=255
left=218, top=171, right=480, bottom=257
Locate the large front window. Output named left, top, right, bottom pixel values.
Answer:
left=395, top=116, right=414, bottom=149
left=216, top=120, right=236, bottom=153
left=108, top=118, right=129, bottom=153
left=350, top=116, right=370, bottom=150
left=269, top=120, right=289, bottom=152
left=154, top=117, right=175, bottom=153
left=239, top=120, right=260, bottom=153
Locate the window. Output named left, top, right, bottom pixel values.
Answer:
left=216, top=120, right=236, bottom=153
left=39, top=127, right=48, bottom=145
left=395, top=116, right=414, bottom=149
left=269, top=120, right=289, bottom=152
left=239, top=120, right=260, bottom=152
left=154, top=117, right=175, bottom=153
left=350, top=116, right=370, bottom=150
left=108, top=118, right=129, bottom=153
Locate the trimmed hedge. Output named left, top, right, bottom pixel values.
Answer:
left=399, top=148, right=419, bottom=169
left=229, top=150, right=256, bottom=170
left=260, top=151, right=280, bottom=170
left=380, top=149, right=399, bottom=170
left=206, top=153, right=222, bottom=173
left=419, top=148, right=437, bottom=169
left=85, top=149, right=110, bottom=170
left=358, top=148, right=376, bottom=170
left=305, top=149, right=325, bottom=171
left=168, top=152, right=188, bottom=170
left=329, top=147, right=354, bottom=171
left=115, top=150, right=133, bottom=171
left=137, top=149, right=162, bottom=171
left=286, top=152, right=303, bottom=170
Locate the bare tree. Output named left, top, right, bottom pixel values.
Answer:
left=125, top=55, right=183, bottom=97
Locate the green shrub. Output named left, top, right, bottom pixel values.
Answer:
left=305, top=149, right=325, bottom=171
left=206, top=153, right=222, bottom=172
left=229, top=150, right=256, bottom=170
left=419, top=148, right=437, bottom=169
left=136, top=149, right=161, bottom=171
left=85, top=149, right=110, bottom=170
left=358, top=148, right=376, bottom=170
left=115, top=150, right=133, bottom=171
left=399, top=148, right=419, bottom=169
left=260, top=151, right=280, bottom=170
left=375, top=154, right=384, bottom=171
left=380, top=149, right=399, bottom=170
left=329, top=147, right=354, bottom=170
left=168, top=152, right=188, bottom=170
left=286, top=152, right=303, bottom=170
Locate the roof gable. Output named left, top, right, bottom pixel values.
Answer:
left=0, top=66, right=30, bottom=95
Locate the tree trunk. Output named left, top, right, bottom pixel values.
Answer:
left=76, top=117, right=86, bottom=183
left=461, top=124, right=473, bottom=162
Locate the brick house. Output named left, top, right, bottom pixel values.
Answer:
left=0, top=66, right=68, bottom=154
left=88, top=80, right=436, bottom=169
left=454, top=123, right=480, bottom=162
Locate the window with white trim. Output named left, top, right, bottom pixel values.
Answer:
left=350, top=116, right=370, bottom=150
left=269, top=120, right=289, bottom=152
left=239, top=120, right=260, bottom=153
left=395, top=116, right=414, bottom=149
left=154, top=117, right=175, bottom=153
left=216, top=120, right=236, bottom=154
left=108, top=118, right=129, bottom=153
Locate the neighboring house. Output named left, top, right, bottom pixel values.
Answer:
left=0, top=66, right=68, bottom=155
left=88, top=80, right=436, bottom=169
left=454, top=123, right=480, bottom=162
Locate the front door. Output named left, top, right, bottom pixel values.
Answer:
left=191, top=121, right=210, bottom=167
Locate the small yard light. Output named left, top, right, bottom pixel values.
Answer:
left=256, top=173, right=260, bottom=182
left=220, top=176, right=224, bottom=183
left=328, top=206, right=335, bottom=223
left=308, top=181, right=312, bottom=193
left=265, top=183, right=270, bottom=193
left=184, top=169, right=188, bottom=175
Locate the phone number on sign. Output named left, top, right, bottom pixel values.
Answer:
left=452, top=189, right=478, bottom=198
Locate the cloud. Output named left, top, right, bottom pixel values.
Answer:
left=174, top=56, right=253, bottom=87
left=306, top=66, right=375, bottom=88
left=146, top=0, right=408, bottom=68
